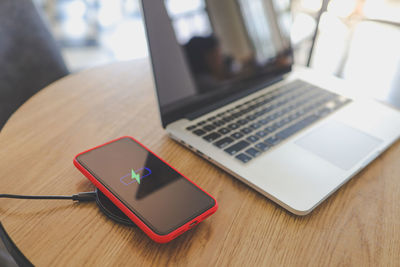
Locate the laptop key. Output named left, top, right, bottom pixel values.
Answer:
left=235, top=153, right=252, bottom=163
left=218, top=127, right=231, bottom=134
left=214, top=137, right=234, bottom=149
left=203, top=125, right=216, bottom=131
left=265, top=125, right=277, bottom=132
left=255, top=111, right=264, bottom=117
left=258, top=118, right=270, bottom=125
left=275, top=121, right=285, bottom=129
left=246, top=114, right=257, bottom=121
left=203, top=132, right=221, bottom=142
left=228, top=123, right=239, bottom=130
left=241, top=127, right=253, bottom=134
left=193, top=129, right=206, bottom=136
left=237, top=119, right=248, bottom=125
left=275, top=114, right=319, bottom=140
left=265, top=136, right=280, bottom=146
left=186, top=125, right=196, bottom=130
left=246, top=148, right=261, bottom=157
left=231, top=112, right=241, bottom=118
left=222, top=116, right=233, bottom=122
left=275, top=120, right=284, bottom=128
left=250, top=123, right=262, bottom=129
left=231, top=132, right=244, bottom=139
left=256, top=130, right=268, bottom=138
left=213, top=120, right=225, bottom=127
left=255, top=142, right=270, bottom=152
left=271, top=113, right=279, bottom=119
left=224, top=140, right=250, bottom=155
left=246, top=135, right=259, bottom=143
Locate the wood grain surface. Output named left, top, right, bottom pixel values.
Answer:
left=1, top=58, right=399, bottom=266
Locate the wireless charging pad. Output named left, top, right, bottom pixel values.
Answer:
left=95, top=188, right=135, bottom=227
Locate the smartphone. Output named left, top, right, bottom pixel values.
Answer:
left=73, top=136, right=217, bottom=243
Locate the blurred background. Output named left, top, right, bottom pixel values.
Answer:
left=31, top=0, right=400, bottom=105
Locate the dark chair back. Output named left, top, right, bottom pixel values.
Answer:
left=0, top=0, right=69, bottom=130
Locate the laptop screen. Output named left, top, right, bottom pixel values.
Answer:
left=142, top=0, right=293, bottom=127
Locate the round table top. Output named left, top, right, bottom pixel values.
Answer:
left=1, top=58, right=400, bottom=266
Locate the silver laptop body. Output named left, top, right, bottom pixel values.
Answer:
left=141, top=0, right=400, bottom=214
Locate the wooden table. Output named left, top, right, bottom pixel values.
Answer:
left=1, top=58, right=400, bottom=266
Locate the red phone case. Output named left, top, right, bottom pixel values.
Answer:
left=73, top=136, right=218, bottom=243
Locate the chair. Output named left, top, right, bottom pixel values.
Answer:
left=0, top=222, right=33, bottom=267
left=0, top=0, right=69, bottom=130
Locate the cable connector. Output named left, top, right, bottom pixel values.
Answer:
left=71, top=192, right=97, bottom=202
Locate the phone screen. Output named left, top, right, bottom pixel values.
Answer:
left=76, top=137, right=215, bottom=235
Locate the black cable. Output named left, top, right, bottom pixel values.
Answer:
left=0, top=192, right=97, bottom=202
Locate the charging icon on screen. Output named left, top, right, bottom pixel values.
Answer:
left=120, top=167, right=151, bottom=185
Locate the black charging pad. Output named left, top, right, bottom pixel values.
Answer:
left=95, top=188, right=135, bottom=227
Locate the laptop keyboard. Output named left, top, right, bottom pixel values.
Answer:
left=186, top=80, right=351, bottom=163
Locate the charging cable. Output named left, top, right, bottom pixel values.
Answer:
left=0, top=192, right=97, bottom=202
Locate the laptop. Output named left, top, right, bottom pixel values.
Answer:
left=140, top=0, right=400, bottom=215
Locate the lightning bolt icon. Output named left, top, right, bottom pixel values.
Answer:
left=131, top=169, right=141, bottom=184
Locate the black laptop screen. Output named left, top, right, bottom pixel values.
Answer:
left=142, top=0, right=293, bottom=127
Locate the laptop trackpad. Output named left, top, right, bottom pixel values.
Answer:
left=295, top=121, right=383, bottom=170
